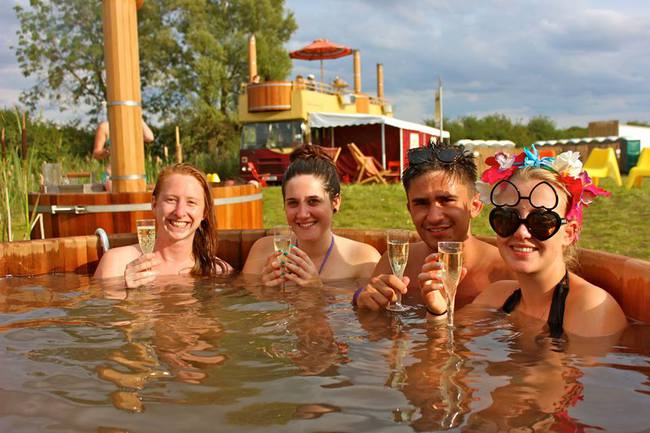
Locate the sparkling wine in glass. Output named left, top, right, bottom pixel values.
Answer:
left=438, top=241, right=463, bottom=328
left=273, top=226, right=295, bottom=288
left=386, top=229, right=410, bottom=312
left=273, top=225, right=294, bottom=254
left=136, top=219, right=156, bottom=254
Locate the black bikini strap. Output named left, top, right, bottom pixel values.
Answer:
left=500, top=288, right=522, bottom=314
left=547, top=271, right=570, bottom=338
left=499, top=271, right=570, bottom=338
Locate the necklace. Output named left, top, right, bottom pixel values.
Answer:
left=318, top=236, right=335, bottom=275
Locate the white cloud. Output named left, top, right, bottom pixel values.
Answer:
left=1, top=0, right=649, bottom=130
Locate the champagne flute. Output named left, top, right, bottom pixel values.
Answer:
left=273, top=226, right=295, bottom=288
left=136, top=219, right=156, bottom=254
left=386, top=229, right=410, bottom=312
left=438, top=241, right=463, bottom=328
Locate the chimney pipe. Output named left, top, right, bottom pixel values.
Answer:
left=353, top=50, right=361, bottom=94
left=248, top=34, right=258, bottom=83
left=376, top=63, right=384, bottom=100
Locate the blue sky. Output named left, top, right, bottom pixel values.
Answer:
left=1, top=0, right=649, bottom=128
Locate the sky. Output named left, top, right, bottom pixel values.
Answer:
left=1, top=0, right=649, bottom=128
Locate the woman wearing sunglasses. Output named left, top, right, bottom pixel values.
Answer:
left=472, top=147, right=627, bottom=338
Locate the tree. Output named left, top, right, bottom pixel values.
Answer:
left=427, top=113, right=586, bottom=146
left=13, top=0, right=296, bottom=122
left=14, top=1, right=107, bottom=119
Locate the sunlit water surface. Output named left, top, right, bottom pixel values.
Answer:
left=1, top=274, right=649, bottom=433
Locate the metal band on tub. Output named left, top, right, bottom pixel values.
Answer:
left=110, top=174, right=146, bottom=181
left=106, top=100, right=141, bottom=107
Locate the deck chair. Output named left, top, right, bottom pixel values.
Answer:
left=320, top=146, right=342, bottom=164
left=346, top=142, right=392, bottom=184
left=583, top=147, right=622, bottom=187
left=626, top=148, right=650, bottom=189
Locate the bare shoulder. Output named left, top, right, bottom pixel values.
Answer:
left=473, top=237, right=514, bottom=281
left=472, top=280, right=518, bottom=308
left=241, top=236, right=274, bottom=274
left=333, top=235, right=381, bottom=279
left=564, top=274, right=628, bottom=337
left=94, top=245, right=141, bottom=278
left=335, top=235, right=381, bottom=263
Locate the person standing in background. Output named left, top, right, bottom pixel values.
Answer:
left=93, top=119, right=155, bottom=191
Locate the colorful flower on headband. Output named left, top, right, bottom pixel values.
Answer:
left=476, top=146, right=610, bottom=226
left=551, top=151, right=583, bottom=178
left=522, top=145, right=555, bottom=169
left=481, top=152, right=525, bottom=184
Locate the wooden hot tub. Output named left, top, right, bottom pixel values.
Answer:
left=27, top=184, right=263, bottom=238
left=1, top=229, right=649, bottom=323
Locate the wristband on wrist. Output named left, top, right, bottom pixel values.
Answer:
left=425, top=305, right=448, bottom=316
left=352, top=287, right=364, bottom=307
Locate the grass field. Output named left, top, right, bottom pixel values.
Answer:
left=262, top=177, right=650, bottom=261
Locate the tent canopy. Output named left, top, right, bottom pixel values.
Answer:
left=309, top=112, right=449, bottom=138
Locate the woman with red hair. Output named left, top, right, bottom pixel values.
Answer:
left=95, top=163, right=232, bottom=287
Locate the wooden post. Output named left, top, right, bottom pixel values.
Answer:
left=102, top=0, right=146, bottom=192
left=248, top=34, right=257, bottom=83
left=376, top=63, right=384, bottom=100
left=175, top=126, right=183, bottom=163
left=353, top=50, right=361, bottom=94
left=21, top=113, right=28, bottom=160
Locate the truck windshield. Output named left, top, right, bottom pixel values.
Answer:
left=241, top=121, right=305, bottom=150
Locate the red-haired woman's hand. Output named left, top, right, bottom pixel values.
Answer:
left=124, top=253, right=160, bottom=288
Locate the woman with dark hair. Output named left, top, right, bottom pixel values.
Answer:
left=472, top=147, right=626, bottom=337
left=243, top=145, right=380, bottom=287
left=95, top=163, right=232, bottom=287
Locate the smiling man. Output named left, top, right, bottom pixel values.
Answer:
left=355, top=143, right=512, bottom=315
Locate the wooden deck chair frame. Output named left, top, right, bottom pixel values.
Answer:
left=346, top=142, right=391, bottom=184
left=626, top=148, right=650, bottom=189
left=320, top=146, right=342, bottom=164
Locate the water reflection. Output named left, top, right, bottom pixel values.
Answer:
left=0, top=275, right=649, bottom=433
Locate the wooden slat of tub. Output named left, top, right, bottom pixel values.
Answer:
left=108, top=232, right=138, bottom=249
left=0, top=242, right=5, bottom=276
left=577, top=249, right=650, bottom=323
left=217, top=230, right=243, bottom=270
left=62, top=237, right=89, bottom=274
left=85, top=235, right=102, bottom=275
left=45, top=237, right=65, bottom=273
left=7, top=241, right=33, bottom=276
left=239, top=229, right=266, bottom=267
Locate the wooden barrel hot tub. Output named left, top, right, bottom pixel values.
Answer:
left=27, top=184, right=263, bottom=238
left=1, top=229, right=649, bottom=323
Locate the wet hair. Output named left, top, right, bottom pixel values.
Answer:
left=152, top=163, right=229, bottom=276
left=401, top=143, right=478, bottom=194
left=510, top=167, right=579, bottom=270
left=282, top=144, right=341, bottom=201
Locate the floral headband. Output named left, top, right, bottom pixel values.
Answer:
left=475, top=145, right=610, bottom=225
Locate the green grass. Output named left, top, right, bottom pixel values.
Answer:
left=262, top=177, right=650, bottom=261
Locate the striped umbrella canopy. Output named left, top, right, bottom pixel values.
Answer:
left=289, top=39, right=353, bottom=83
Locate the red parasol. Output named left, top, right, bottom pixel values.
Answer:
left=289, top=39, right=353, bottom=83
